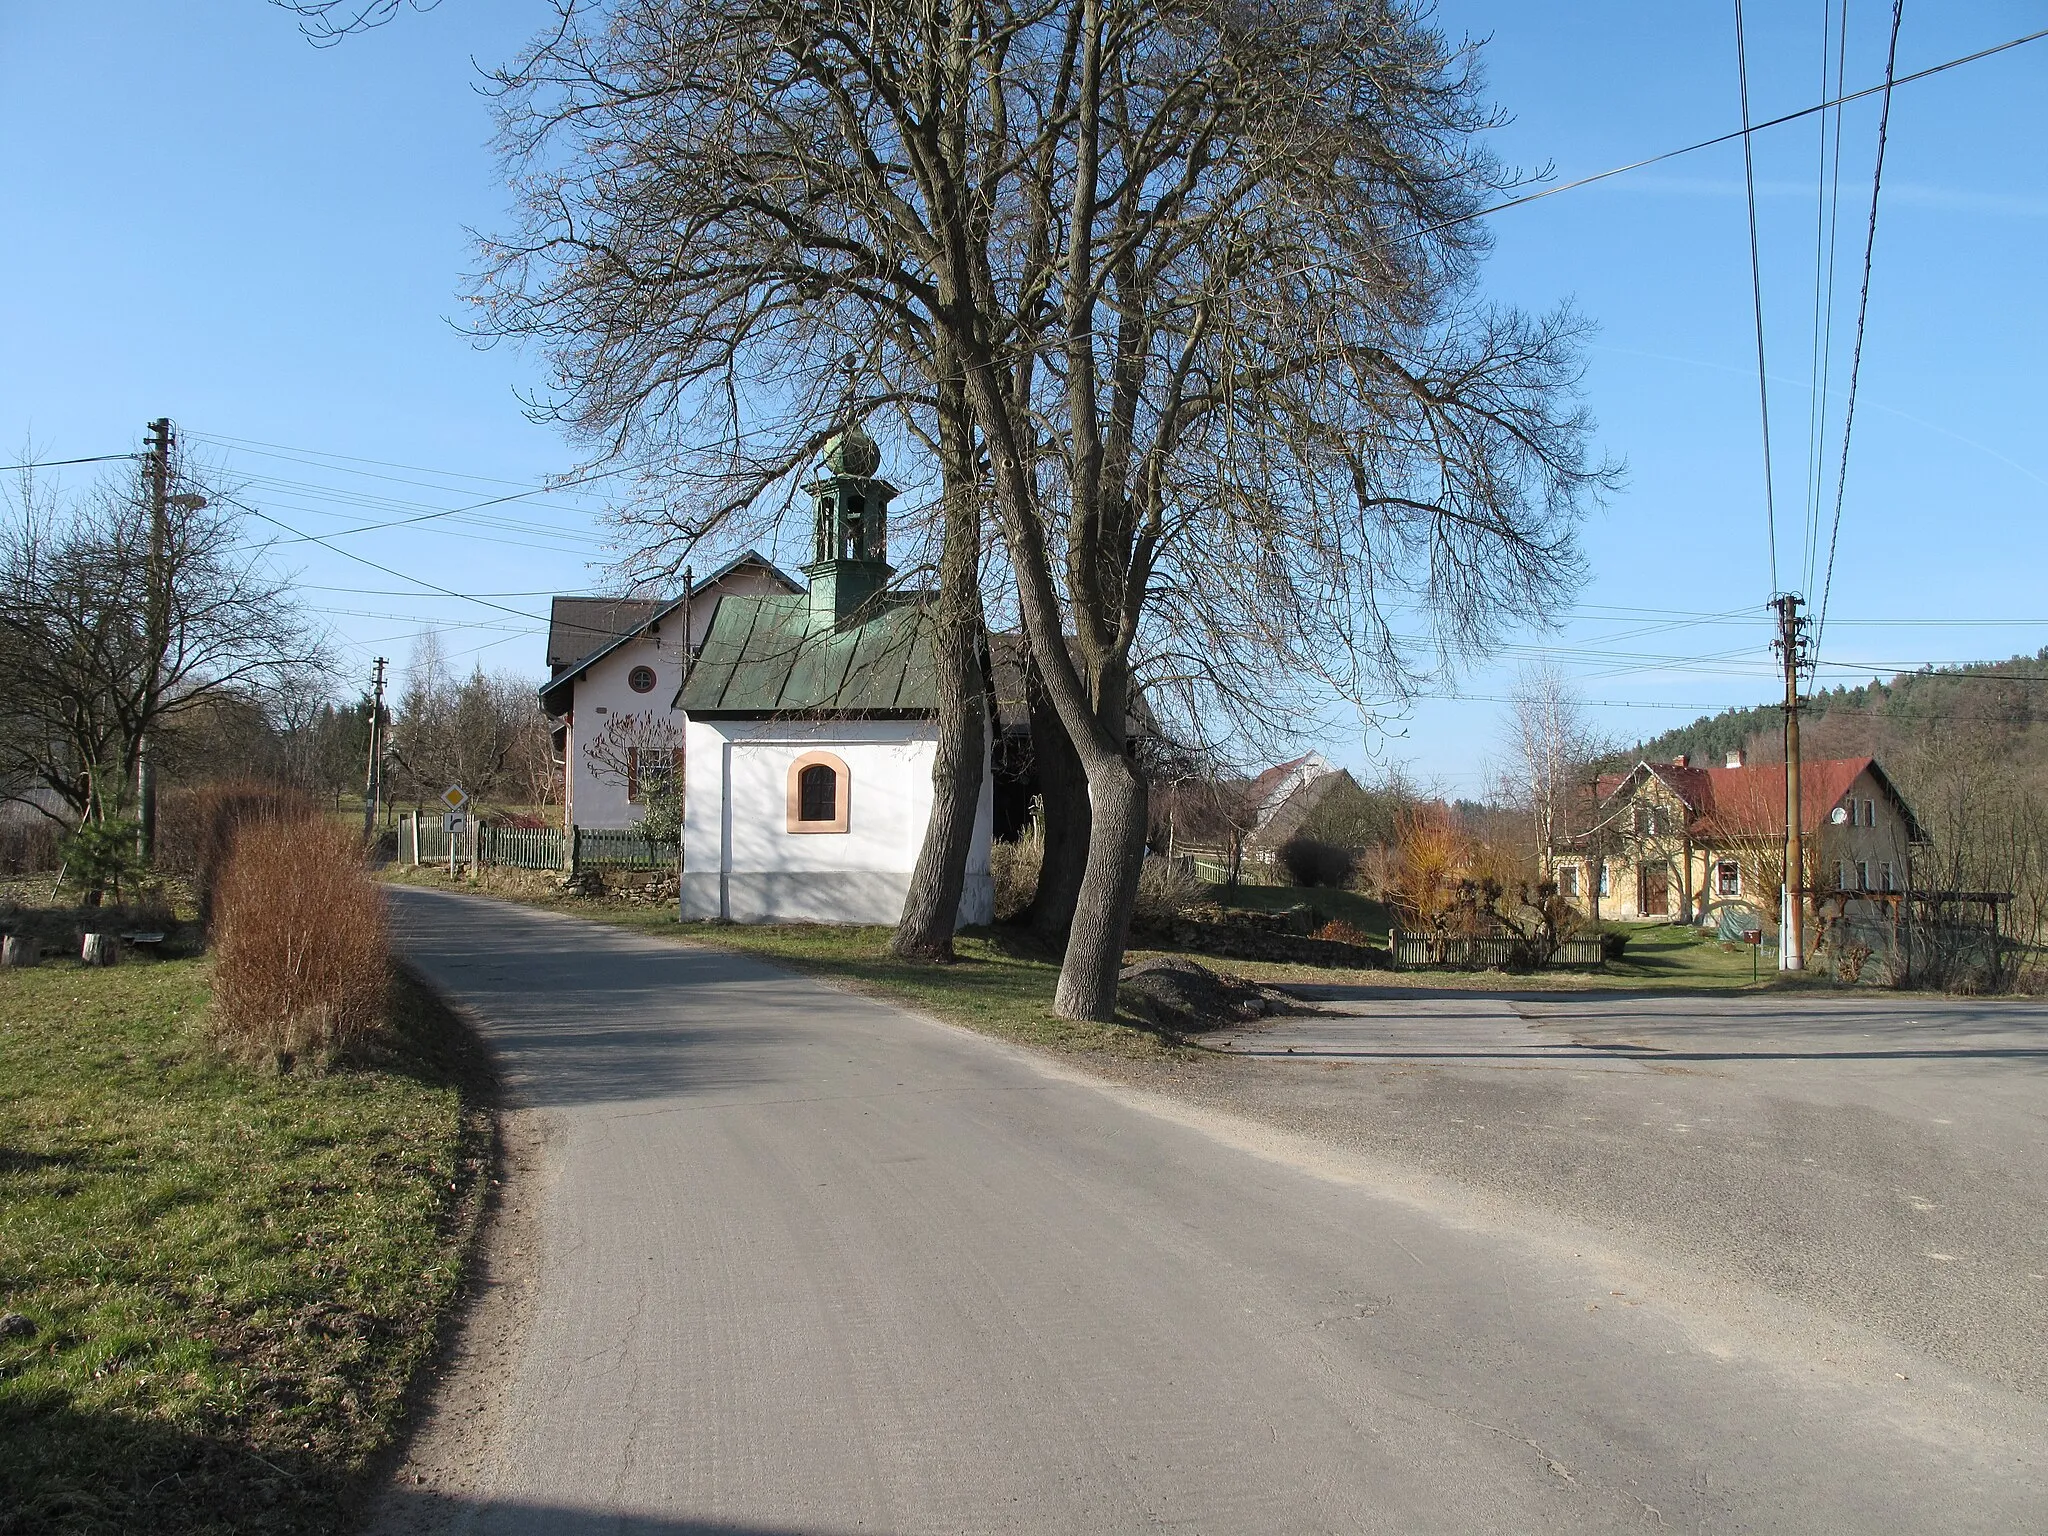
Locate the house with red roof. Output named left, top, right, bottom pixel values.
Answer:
left=1554, top=749, right=1929, bottom=926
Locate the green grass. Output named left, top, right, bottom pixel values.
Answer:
left=381, top=866, right=1190, bottom=1059
left=0, top=954, right=491, bottom=1534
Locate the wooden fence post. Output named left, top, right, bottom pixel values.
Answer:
left=569, top=824, right=581, bottom=876
left=2, top=935, right=37, bottom=968
left=81, top=933, right=120, bottom=966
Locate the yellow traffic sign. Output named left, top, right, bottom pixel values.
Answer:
left=441, top=784, right=469, bottom=812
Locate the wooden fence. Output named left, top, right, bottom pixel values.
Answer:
left=570, top=827, right=675, bottom=869
left=1391, top=932, right=1604, bottom=970
left=481, top=824, right=567, bottom=871
left=396, top=814, right=670, bottom=872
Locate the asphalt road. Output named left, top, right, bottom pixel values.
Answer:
left=378, top=887, right=2047, bottom=1533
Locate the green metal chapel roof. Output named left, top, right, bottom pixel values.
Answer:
left=677, top=592, right=938, bottom=717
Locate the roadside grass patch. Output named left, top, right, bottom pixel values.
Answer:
left=0, top=955, right=491, bottom=1534
left=380, top=868, right=1190, bottom=1058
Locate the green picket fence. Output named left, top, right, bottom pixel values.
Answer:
left=398, top=813, right=669, bottom=872
left=571, top=827, right=675, bottom=869
left=481, top=824, right=567, bottom=871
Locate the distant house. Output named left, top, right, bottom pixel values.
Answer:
left=1554, top=750, right=1929, bottom=925
left=1242, top=752, right=1357, bottom=867
left=1162, top=751, right=1357, bottom=878
left=676, top=427, right=993, bottom=927
left=538, top=555, right=801, bottom=831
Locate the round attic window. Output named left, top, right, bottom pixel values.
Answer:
left=628, top=665, right=657, bottom=694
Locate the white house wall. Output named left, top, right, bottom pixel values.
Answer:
left=563, top=568, right=791, bottom=831
left=566, top=633, right=691, bottom=830
left=680, top=717, right=994, bottom=927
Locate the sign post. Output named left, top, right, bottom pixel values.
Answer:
left=441, top=786, right=469, bottom=875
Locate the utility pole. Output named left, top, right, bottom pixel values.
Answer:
left=362, top=657, right=388, bottom=842
left=137, top=417, right=173, bottom=863
left=1772, top=594, right=1810, bottom=971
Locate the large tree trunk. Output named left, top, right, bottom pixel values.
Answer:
left=890, top=365, right=988, bottom=962
left=1055, top=746, right=1146, bottom=1019
left=1024, top=646, right=1090, bottom=946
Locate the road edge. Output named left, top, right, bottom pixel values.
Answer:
left=353, top=966, right=561, bottom=1535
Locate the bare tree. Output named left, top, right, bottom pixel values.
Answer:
left=268, top=0, right=439, bottom=44
left=475, top=0, right=1614, bottom=1017
left=579, top=708, right=687, bottom=839
left=0, top=452, right=318, bottom=828
left=1499, top=662, right=1605, bottom=875
left=891, top=357, right=994, bottom=959
left=389, top=631, right=553, bottom=808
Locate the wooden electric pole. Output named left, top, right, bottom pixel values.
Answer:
left=1772, top=594, right=1810, bottom=971
left=362, top=657, right=388, bottom=842
left=137, top=416, right=173, bottom=863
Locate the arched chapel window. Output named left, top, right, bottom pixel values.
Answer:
left=799, top=764, right=836, bottom=822
left=786, top=751, right=850, bottom=833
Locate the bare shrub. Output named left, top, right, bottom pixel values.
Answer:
left=1314, top=918, right=1375, bottom=945
left=1278, top=836, right=1354, bottom=889
left=160, top=782, right=318, bottom=927
left=211, top=817, right=388, bottom=1065
left=1132, top=857, right=1203, bottom=925
left=1351, top=843, right=1397, bottom=900
left=991, top=815, right=1045, bottom=923
left=0, top=814, right=61, bottom=875
left=1392, top=807, right=1469, bottom=932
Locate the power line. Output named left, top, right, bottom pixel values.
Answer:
left=1801, top=0, right=1851, bottom=598
left=1732, top=0, right=1780, bottom=594
left=1434, top=22, right=2048, bottom=236
left=0, top=451, right=143, bottom=472
left=184, top=430, right=633, bottom=493
left=1815, top=0, right=1907, bottom=665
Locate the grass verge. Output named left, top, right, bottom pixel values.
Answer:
left=0, top=953, right=492, bottom=1535
left=383, top=864, right=1825, bottom=1009
left=381, top=865, right=1191, bottom=1059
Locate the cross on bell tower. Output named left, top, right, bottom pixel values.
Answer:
left=803, top=423, right=897, bottom=622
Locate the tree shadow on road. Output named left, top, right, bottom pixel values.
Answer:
left=376, top=1488, right=864, bottom=1533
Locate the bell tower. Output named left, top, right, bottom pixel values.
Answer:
left=803, top=424, right=896, bottom=622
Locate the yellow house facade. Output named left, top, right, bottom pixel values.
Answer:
left=1553, top=752, right=1927, bottom=928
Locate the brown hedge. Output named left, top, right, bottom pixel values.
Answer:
left=210, top=816, right=388, bottom=1065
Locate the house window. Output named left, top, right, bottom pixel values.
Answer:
left=1862, top=798, right=1875, bottom=827
left=1715, top=860, right=1741, bottom=897
left=626, top=746, right=683, bottom=805
left=786, top=750, right=851, bottom=833
left=1880, top=861, right=1895, bottom=891
left=628, top=665, right=657, bottom=694
left=1598, top=863, right=1611, bottom=897
left=1837, top=861, right=1852, bottom=893
left=1558, top=864, right=1580, bottom=898
left=1856, top=861, right=1870, bottom=891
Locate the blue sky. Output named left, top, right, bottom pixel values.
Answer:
left=2, top=1, right=2043, bottom=791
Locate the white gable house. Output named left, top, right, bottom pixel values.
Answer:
left=677, top=428, right=994, bottom=927
left=540, top=556, right=800, bottom=831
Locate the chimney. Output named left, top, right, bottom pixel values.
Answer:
left=1726, top=748, right=1745, bottom=769
left=1671, top=754, right=1688, bottom=768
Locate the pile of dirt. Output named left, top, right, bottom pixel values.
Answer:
left=1116, top=956, right=1304, bottom=1035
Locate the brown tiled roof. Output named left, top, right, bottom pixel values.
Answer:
left=1596, top=756, right=1925, bottom=842
left=545, top=597, right=669, bottom=676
